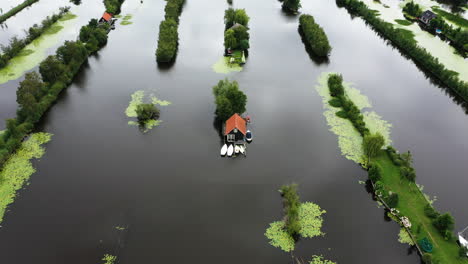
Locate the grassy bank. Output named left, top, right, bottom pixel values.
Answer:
left=320, top=73, right=467, bottom=264
left=374, top=152, right=465, bottom=263
left=431, top=6, right=468, bottom=28
left=0, top=0, right=40, bottom=24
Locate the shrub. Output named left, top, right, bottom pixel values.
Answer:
left=433, top=213, right=455, bottom=235
left=280, top=184, right=301, bottom=237
left=328, top=98, right=341, bottom=107
left=328, top=74, right=344, bottom=97
left=299, top=14, right=331, bottom=57
left=156, top=19, right=179, bottom=63
left=368, top=163, right=382, bottom=182
left=424, top=204, right=440, bottom=219
left=136, top=104, right=160, bottom=122
left=103, top=0, right=125, bottom=14
left=282, top=0, right=301, bottom=12
left=460, top=247, right=468, bottom=258
left=402, top=1, right=422, bottom=17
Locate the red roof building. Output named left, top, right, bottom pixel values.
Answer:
left=224, top=114, right=247, bottom=136
left=100, top=12, right=113, bottom=23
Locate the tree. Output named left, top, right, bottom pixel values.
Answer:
left=368, top=163, right=382, bottom=182
left=363, top=133, right=385, bottom=164
left=282, top=0, right=301, bottom=13
left=433, top=213, right=455, bottom=234
left=213, top=79, right=247, bottom=121
left=234, top=9, right=249, bottom=27
left=386, top=193, right=399, bottom=208
left=328, top=74, right=344, bottom=97
left=39, top=55, right=65, bottom=84
left=136, top=103, right=160, bottom=123
left=224, top=8, right=236, bottom=29
left=224, top=29, right=237, bottom=49
left=16, top=72, right=45, bottom=122
left=56, top=41, right=88, bottom=66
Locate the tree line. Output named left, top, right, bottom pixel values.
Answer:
left=337, top=0, right=468, bottom=104
left=299, top=14, right=331, bottom=57
left=280, top=184, right=301, bottom=239
left=224, top=8, right=250, bottom=51
left=0, top=17, right=113, bottom=170
left=326, top=74, right=461, bottom=263
left=156, top=0, right=185, bottom=63
left=0, top=0, right=40, bottom=24
left=0, top=7, right=71, bottom=69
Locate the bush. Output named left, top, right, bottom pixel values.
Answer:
left=368, top=163, right=382, bottom=182
left=103, top=0, right=125, bottom=14
left=424, top=204, right=440, bottom=219
left=328, top=98, right=341, bottom=107
left=460, top=247, right=468, bottom=258
left=299, top=14, right=331, bottom=57
left=282, top=0, right=301, bottom=12
left=328, top=74, right=344, bottom=97
left=433, top=213, right=455, bottom=235
left=280, top=184, right=301, bottom=237
left=402, top=1, right=422, bottom=17
left=136, top=104, right=160, bottom=122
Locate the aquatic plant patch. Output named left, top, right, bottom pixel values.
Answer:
left=0, top=132, right=52, bottom=223
left=265, top=202, right=326, bottom=252
left=102, top=254, right=116, bottom=264
left=212, top=56, right=243, bottom=74
left=398, top=228, right=414, bottom=245
left=125, top=90, right=171, bottom=133
left=0, top=13, right=78, bottom=85
left=315, top=73, right=392, bottom=164
left=309, top=255, right=337, bottom=264
left=120, top=14, right=133, bottom=25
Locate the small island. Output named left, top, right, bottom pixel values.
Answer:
left=299, top=14, right=332, bottom=57
left=224, top=8, right=250, bottom=66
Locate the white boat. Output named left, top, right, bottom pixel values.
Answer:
left=227, top=144, right=234, bottom=157
left=234, top=145, right=240, bottom=154
left=220, top=144, right=228, bottom=156
left=460, top=226, right=468, bottom=250
left=239, top=145, right=245, bottom=154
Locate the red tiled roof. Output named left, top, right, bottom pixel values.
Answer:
left=224, top=114, right=247, bottom=136
left=102, top=12, right=113, bottom=22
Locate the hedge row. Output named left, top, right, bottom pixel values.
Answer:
left=338, top=0, right=468, bottom=102
left=0, top=7, right=70, bottom=69
left=156, top=0, right=185, bottom=63
left=299, top=14, right=331, bottom=57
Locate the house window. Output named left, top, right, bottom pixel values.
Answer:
left=227, top=134, right=235, bottom=142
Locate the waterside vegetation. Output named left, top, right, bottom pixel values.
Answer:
left=280, top=0, right=301, bottom=13
left=337, top=0, right=468, bottom=104
left=212, top=79, right=247, bottom=121
left=156, top=0, right=185, bottom=63
left=0, top=0, right=40, bottom=24
left=324, top=73, right=467, bottom=264
left=0, top=7, right=71, bottom=69
left=224, top=8, right=250, bottom=64
left=299, top=14, right=332, bottom=57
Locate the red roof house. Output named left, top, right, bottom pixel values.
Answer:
left=99, top=12, right=113, bottom=24
left=224, top=114, right=247, bottom=142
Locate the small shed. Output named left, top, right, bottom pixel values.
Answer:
left=224, top=113, right=247, bottom=143
left=99, top=12, right=113, bottom=25
left=419, top=10, right=437, bottom=25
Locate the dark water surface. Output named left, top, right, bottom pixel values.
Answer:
left=0, top=0, right=467, bottom=263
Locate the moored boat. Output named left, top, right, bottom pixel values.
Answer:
left=246, top=130, right=253, bottom=142
left=220, top=144, right=228, bottom=156
left=227, top=144, right=234, bottom=157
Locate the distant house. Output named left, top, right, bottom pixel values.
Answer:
left=224, top=113, right=247, bottom=143
left=99, top=12, right=113, bottom=25
left=419, top=10, right=437, bottom=25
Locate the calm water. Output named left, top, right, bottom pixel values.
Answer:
left=0, top=0, right=467, bottom=263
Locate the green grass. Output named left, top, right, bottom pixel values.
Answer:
left=432, top=6, right=468, bottom=28
left=373, top=151, right=467, bottom=264
left=395, top=19, right=413, bottom=26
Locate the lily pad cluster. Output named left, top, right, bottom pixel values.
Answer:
left=265, top=202, right=326, bottom=252
left=309, top=255, right=337, bottom=264
left=125, top=90, right=171, bottom=133
left=120, top=14, right=133, bottom=25
left=102, top=254, right=116, bottom=264
left=315, top=73, right=392, bottom=164
left=212, top=56, right=243, bottom=74
left=0, top=132, right=52, bottom=223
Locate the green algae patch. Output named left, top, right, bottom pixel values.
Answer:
left=315, top=73, right=392, bottom=164
left=265, top=202, right=326, bottom=252
left=0, top=132, right=52, bottom=223
left=59, top=13, right=78, bottom=21
left=0, top=12, right=78, bottom=85
left=265, top=221, right=296, bottom=252
left=120, top=14, right=133, bottom=26
left=398, top=228, right=415, bottom=245
left=309, top=255, right=337, bottom=264
left=298, top=202, right=327, bottom=238
left=212, top=56, right=243, bottom=74
left=102, top=254, right=116, bottom=264
left=125, top=90, right=170, bottom=133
